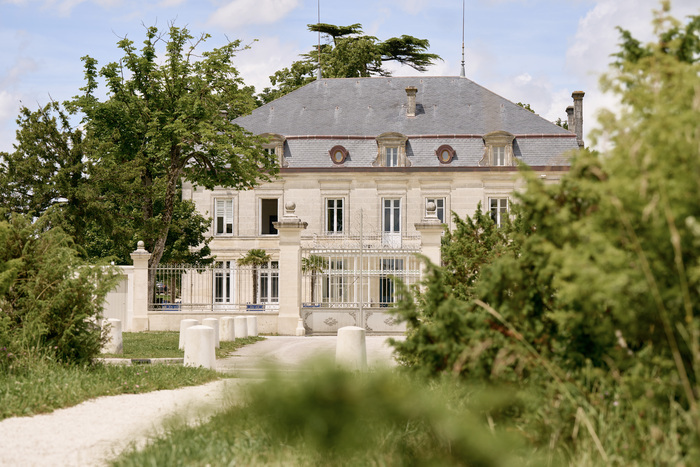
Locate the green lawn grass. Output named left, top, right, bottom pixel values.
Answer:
left=1, top=332, right=265, bottom=421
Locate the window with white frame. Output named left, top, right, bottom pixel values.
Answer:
left=380, top=258, right=404, bottom=306
left=385, top=147, right=398, bottom=167
left=259, top=261, right=279, bottom=303
left=382, top=198, right=402, bottom=247
left=493, top=146, right=506, bottom=166
left=214, top=261, right=234, bottom=303
left=489, top=198, right=509, bottom=227
left=322, top=258, right=345, bottom=303
left=326, top=199, right=344, bottom=233
left=425, top=198, right=445, bottom=223
left=215, top=199, right=234, bottom=235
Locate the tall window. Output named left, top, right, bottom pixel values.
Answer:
left=493, top=146, right=506, bottom=166
left=385, top=147, right=398, bottom=167
left=490, top=198, right=509, bottom=226
left=382, top=198, right=401, bottom=247
left=425, top=198, right=445, bottom=223
left=214, top=261, right=234, bottom=303
left=380, top=258, right=404, bottom=306
left=326, top=199, right=343, bottom=233
left=259, top=261, right=279, bottom=303
left=260, top=199, right=278, bottom=235
left=215, top=199, right=233, bottom=235
left=323, top=258, right=345, bottom=303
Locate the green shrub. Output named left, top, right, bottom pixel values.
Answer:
left=0, top=213, right=118, bottom=369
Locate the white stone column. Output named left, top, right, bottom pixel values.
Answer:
left=336, top=326, right=367, bottom=371
left=274, top=202, right=308, bottom=336
left=203, top=318, right=220, bottom=348
left=102, top=318, right=123, bottom=354
left=414, top=201, right=444, bottom=268
left=220, top=316, right=235, bottom=342
left=178, top=319, right=199, bottom=350
left=129, top=241, right=151, bottom=332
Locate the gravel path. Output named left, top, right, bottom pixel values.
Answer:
left=0, top=336, right=401, bottom=466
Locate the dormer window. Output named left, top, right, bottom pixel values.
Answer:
left=373, top=132, right=410, bottom=168
left=479, top=131, right=515, bottom=167
left=386, top=147, right=398, bottom=167
left=260, top=133, right=288, bottom=168
left=435, top=145, right=455, bottom=164
left=329, top=145, right=349, bottom=165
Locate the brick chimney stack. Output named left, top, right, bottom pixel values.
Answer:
left=572, top=91, right=585, bottom=148
left=406, top=86, right=418, bottom=117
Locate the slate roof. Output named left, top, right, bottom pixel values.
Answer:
left=235, top=76, right=578, bottom=168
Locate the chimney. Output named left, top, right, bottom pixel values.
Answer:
left=566, top=106, right=574, bottom=132
left=572, top=91, right=585, bottom=148
left=406, top=86, right=418, bottom=117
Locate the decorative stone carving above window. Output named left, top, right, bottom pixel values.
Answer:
left=479, top=131, right=516, bottom=167
left=329, top=145, right=349, bottom=165
left=260, top=133, right=288, bottom=168
left=435, top=144, right=455, bottom=164
left=372, top=132, right=411, bottom=167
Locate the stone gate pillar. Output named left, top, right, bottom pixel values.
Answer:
left=130, top=241, right=151, bottom=331
left=274, top=202, right=308, bottom=335
left=414, top=201, right=444, bottom=269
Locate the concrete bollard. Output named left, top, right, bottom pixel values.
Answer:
left=178, top=319, right=199, bottom=350
left=102, top=318, right=123, bottom=354
left=202, top=318, right=220, bottom=348
left=295, top=318, right=306, bottom=336
left=220, top=316, right=235, bottom=342
left=246, top=316, right=258, bottom=337
left=234, top=316, right=248, bottom=339
left=183, top=325, right=216, bottom=369
left=335, top=326, right=367, bottom=372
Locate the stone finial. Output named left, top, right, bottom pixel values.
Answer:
left=285, top=202, right=296, bottom=215
left=137, top=240, right=145, bottom=251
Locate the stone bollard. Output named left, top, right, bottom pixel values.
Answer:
left=178, top=319, right=199, bottom=350
left=184, top=325, right=216, bottom=369
left=246, top=316, right=258, bottom=337
left=203, top=318, right=220, bottom=348
left=102, top=318, right=123, bottom=354
left=295, top=318, right=306, bottom=336
left=234, top=316, right=248, bottom=339
left=220, top=316, right=235, bottom=342
left=335, top=326, right=367, bottom=372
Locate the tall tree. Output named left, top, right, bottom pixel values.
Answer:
left=259, top=23, right=442, bottom=103
left=68, top=25, right=279, bottom=269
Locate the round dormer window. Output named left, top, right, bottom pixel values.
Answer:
left=329, top=145, right=348, bottom=164
left=436, top=145, right=454, bottom=164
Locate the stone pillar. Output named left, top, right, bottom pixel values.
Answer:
left=184, top=325, right=216, bottom=369
left=566, top=106, right=574, bottom=133
left=336, top=326, right=367, bottom=371
left=246, top=316, right=258, bottom=337
left=414, top=201, right=444, bottom=268
left=179, top=319, right=199, bottom=350
left=234, top=316, right=248, bottom=339
left=102, top=318, right=123, bottom=354
left=129, top=241, right=151, bottom=331
left=220, top=316, right=235, bottom=342
left=203, top=318, right=220, bottom=348
left=274, top=202, right=308, bottom=335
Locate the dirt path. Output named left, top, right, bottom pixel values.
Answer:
left=0, top=336, right=401, bottom=466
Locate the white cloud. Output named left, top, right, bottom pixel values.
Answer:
left=207, top=0, right=300, bottom=29
left=564, top=0, right=700, bottom=147
left=234, top=36, right=305, bottom=93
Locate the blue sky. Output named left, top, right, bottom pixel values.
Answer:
left=1, top=0, right=698, bottom=152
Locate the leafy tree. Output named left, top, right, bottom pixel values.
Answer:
left=392, top=5, right=700, bottom=392
left=67, top=25, right=279, bottom=270
left=0, top=213, right=118, bottom=368
left=302, top=255, right=328, bottom=303
left=259, top=23, right=442, bottom=103
left=237, top=249, right=271, bottom=304
left=515, top=102, right=535, bottom=113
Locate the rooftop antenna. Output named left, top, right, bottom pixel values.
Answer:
left=460, top=0, right=466, bottom=77
left=316, top=0, right=322, bottom=79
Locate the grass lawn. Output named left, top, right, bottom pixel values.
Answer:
left=1, top=332, right=264, bottom=421
left=101, top=331, right=264, bottom=359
